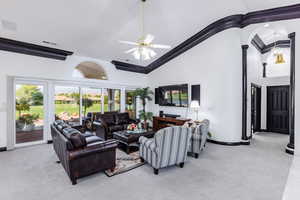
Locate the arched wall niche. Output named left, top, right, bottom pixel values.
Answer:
left=73, top=61, right=108, bottom=80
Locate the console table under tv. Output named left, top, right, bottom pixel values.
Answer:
left=153, top=116, right=190, bottom=131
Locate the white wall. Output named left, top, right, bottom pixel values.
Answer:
left=264, top=48, right=290, bottom=77
left=0, top=51, right=148, bottom=148
left=2, top=18, right=300, bottom=155
left=148, top=29, right=243, bottom=143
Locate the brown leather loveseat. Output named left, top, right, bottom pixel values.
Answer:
left=50, top=120, right=118, bottom=185
left=92, top=112, right=139, bottom=140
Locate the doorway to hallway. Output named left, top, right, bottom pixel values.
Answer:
left=251, top=84, right=261, bottom=136
left=267, top=85, right=290, bottom=134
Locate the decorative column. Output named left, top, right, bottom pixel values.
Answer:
left=286, top=32, right=295, bottom=155
left=262, top=63, right=267, bottom=78
left=241, top=45, right=250, bottom=144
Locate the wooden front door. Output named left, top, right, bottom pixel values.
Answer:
left=267, top=85, right=289, bottom=134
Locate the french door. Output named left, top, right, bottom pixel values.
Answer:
left=14, top=81, right=48, bottom=147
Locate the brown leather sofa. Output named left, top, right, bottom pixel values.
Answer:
left=88, top=112, right=139, bottom=140
left=50, top=120, right=118, bottom=185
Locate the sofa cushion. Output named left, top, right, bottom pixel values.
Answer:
left=100, top=114, right=116, bottom=126
left=82, top=131, right=94, bottom=138
left=57, top=123, right=71, bottom=131
left=116, top=113, right=130, bottom=125
left=109, top=125, right=124, bottom=132
left=57, top=123, right=70, bottom=130
left=62, top=128, right=87, bottom=149
left=53, top=120, right=64, bottom=127
left=85, top=136, right=103, bottom=145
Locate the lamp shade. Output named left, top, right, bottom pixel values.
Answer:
left=190, top=100, right=200, bottom=109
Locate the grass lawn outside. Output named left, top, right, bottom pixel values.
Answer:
left=16, top=103, right=123, bottom=120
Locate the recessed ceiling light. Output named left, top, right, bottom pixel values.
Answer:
left=42, top=41, right=57, bottom=46
left=264, top=24, right=270, bottom=28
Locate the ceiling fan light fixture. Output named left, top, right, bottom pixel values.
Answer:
left=133, top=50, right=141, bottom=60
left=119, top=0, right=171, bottom=61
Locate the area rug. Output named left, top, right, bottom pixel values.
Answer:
left=104, top=149, right=144, bottom=177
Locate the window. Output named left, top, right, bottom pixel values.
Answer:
left=54, top=86, right=80, bottom=126
left=125, top=90, right=136, bottom=119
left=81, top=88, right=102, bottom=117
left=103, top=89, right=121, bottom=112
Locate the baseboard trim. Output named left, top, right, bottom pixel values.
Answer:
left=207, top=139, right=243, bottom=146
left=259, top=129, right=269, bottom=132
left=240, top=140, right=251, bottom=145
left=285, top=146, right=294, bottom=155
left=0, top=147, right=7, bottom=152
left=47, top=140, right=53, bottom=144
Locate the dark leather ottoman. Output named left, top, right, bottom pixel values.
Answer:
left=113, top=130, right=155, bottom=154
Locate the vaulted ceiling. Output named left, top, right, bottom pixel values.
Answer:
left=0, top=0, right=299, bottom=69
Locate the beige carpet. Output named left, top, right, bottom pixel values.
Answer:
left=0, top=132, right=292, bottom=200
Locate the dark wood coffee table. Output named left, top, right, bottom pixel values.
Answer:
left=113, top=130, right=155, bottom=154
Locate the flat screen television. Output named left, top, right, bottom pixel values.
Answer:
left=156, top=84, right=188, bottom=107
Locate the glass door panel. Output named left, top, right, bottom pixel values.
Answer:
left=125, top=90, right=136, bottom=119
left=54, top=86, right=80, bottom=126
left=15, top=84, right=44, bottom=144
left=81, top=88, right=102, bottom=117
left=103, top=89, right=121, bottom=113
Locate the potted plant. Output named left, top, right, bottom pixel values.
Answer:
left=138, top=111, right=153, bottom=130
left=133, top=87, right=154, bottom=130
left=16, top=97, right=30, bottom=130
left=19, top=113, right=39, bottom=132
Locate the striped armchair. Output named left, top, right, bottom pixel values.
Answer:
left=187, top=119, right=210, bottom=158
left=139, top=126, right=192, bottom=175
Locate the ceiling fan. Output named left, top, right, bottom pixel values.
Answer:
left=119, top=0, right=171, bottom=61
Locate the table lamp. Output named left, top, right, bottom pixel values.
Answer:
left=190, top=100, right=200, bottom=121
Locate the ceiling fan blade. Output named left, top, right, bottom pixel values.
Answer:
left=151, top=44, right=171, bottom=49
left=144, top=34, right=155, bottom=44
left=119, top=40, right=139, bottom=45
left=125, top=47, right=138, bottom=54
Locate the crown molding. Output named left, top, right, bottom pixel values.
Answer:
left=251, top=34, right=290, bottom=54
left=0, top=37, right=73, bottom=60
left=113, top=4, right=300, bottom=74
left=111, top=60, right=149, bottom=74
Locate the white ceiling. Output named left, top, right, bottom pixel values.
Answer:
left=0, top=0, right=299, bottom=66
left=256, top=24, right=289, bottom=44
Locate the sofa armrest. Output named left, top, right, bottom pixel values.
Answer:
left=68, top=140, right=118, bottom=160
left=93, top=121, right=107, bottom=140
